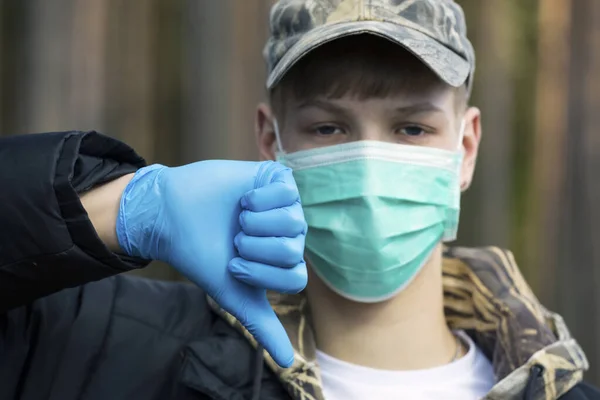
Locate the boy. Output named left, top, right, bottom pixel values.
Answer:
left=243, top=0, right=598, bottom=399
left=0, top=1, right=597, bottom=399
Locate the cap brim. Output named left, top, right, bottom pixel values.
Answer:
left=266, top=20, right=470, bottom=90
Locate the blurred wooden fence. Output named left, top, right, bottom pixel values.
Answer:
left=1, top=0, right=599, bottom=384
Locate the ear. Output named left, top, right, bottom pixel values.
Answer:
left=256, top=103, right=277, bottom=161
left=459, top=106, right=482, bottom=191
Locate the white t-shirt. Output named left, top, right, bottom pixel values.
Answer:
left=316, top=331, right=496, bottom=400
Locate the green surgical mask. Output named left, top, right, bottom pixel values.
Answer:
left=274, top=121, right=465, bottom=303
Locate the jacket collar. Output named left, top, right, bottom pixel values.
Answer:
left=208, top=246, right=588, bottom=400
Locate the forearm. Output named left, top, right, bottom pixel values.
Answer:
left=80, top=173, right=134, bottom=253
left=0, top=131, right=147, bottom=311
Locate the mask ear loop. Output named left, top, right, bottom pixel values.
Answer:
left=273, top=119, right=285, bottom=154
left=456, top=118, right=467, bottom=191
left=457, top=118, right=466, bottom=152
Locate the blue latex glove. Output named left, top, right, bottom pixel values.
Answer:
left=116, top=160, right=307, bottom=368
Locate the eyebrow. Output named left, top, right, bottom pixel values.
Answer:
left=394, top=103, right=444, bottom=116
left=296, top=99, right=444, bottom=117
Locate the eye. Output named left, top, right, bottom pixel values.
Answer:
left=398, top=125, right=426, bottom=136
left=314, top=125, right=344, bottom=136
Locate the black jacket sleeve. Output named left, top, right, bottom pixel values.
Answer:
left=0, top=131, right=148, bottom=312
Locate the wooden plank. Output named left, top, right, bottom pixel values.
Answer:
left=583, top=0, right=600, bottom=265
left=180, top=0, right=232, bottom=163
left=21, top=0, right=75, bottom=132
left=104, top=0, right=157, bottom=160
left=0, top=2, right=29, bottom=134
left=152, top=0, right=185, bottom=167
left=525, top=0, right=571, bottom=305
left=560, top=0, right=600, bottom=384
left=584, top=0, right=600, bottom=383
left=465, top=0, right=515, bottom=249
left=68, top=0, right=109, bottom=130
left=228, top=0, right=271, bottom=160
left=180, top=0, right=270, bottom=164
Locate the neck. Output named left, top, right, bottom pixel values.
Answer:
left=306, top=245, right=462, bottom=370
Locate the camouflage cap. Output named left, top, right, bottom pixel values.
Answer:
left=264, top=0, right=475, bottom=92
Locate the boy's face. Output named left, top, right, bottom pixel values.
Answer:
left=256, top=37, right=481, bottom=191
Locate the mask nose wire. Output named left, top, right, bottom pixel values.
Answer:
left=273, top=119, right=285, bottom=153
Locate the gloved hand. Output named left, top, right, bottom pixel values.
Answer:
left=116, top=160, right=307, bottom=368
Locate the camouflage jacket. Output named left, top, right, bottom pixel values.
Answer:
left=209, top=246, right=590, bottom=400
